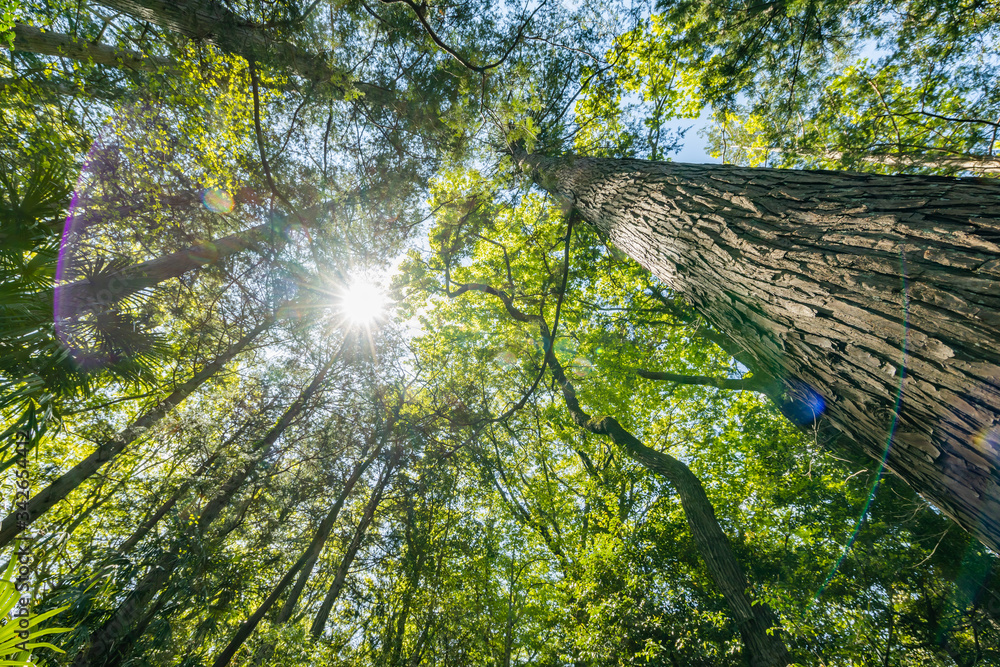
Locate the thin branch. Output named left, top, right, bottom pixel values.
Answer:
left=636, top=369, right=766, bottom=391
left=248, top=60, right=317, bottom=255
left=380, top=0, right=546, bottom=73
left=907, top=108, right=1000, bottom=130
left=444, top=213, right=575, bottom=424
left=380, top=0, right=487, bottom=72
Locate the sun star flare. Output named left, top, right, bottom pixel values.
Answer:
left=340, top=279, right=386, bottom=325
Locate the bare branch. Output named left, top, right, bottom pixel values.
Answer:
left=636, top=369, right=766, bottom=391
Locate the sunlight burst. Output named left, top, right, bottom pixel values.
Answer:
left=340, top=279, right=386, bottom=325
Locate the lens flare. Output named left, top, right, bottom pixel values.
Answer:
left=202, top=188, right=234, bottom=214
left=784, top=380, right=826, bottom=425
left=569, top=357, right=595, bottom=378
left=496, top=350, right=519, bottom=368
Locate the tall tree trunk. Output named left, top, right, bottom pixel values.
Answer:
left=56, top=200, right=338, bottom=314
left=112, top=439, right=234, bottom=558
left=75, top=350, right=342, bottom=666
left=0, top=319, right=271, bottom=549
left=277, top=436, right=395, bottom=623
left=211, top=443, right=385, bottom=667
left=310, top=448, right=402, bottom=637
left=196, top=345, right=343, bottom=532
left=517, top=151, right=1000, bottom=553
left=9, top=23, right=175, bottom=71
left=92, top=0, right=400, bottom=112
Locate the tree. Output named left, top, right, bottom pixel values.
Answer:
left=400, top=183, right=1000, bottom=663
left=595, top=0, right=1000, bottom=174
left=212, top=409, right=394, bottom=666
left=435, top=248, right=791, bottom=663
left=514, top=149, right=1000, bottom=553
left=6, top=0, right=1000, bottom=664
left=0, top=315, right=270, bottom=548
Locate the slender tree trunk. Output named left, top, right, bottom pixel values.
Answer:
left=0, top=75, right=123, bottom=101
left=57, top=221, right=278, bottom=315
left=210, top=551, right=306, bottom=667
left=406, top=620, right=432, bottom=667
left=277, top=442, right=393, bottom=622
left=8, top=23, right=175, bottom=71
left=6, top=23, right=288, bottom=93
left=0, top=319, right=270, bottom=549
left=310, top=448, right=402, bottom=637
left=518, top=151, right=1000, bottom=553
left=541, top=322, right=792, bottom=667
left=211, top=444, right=384, bottom=667
left=102, top=591, right=173, bottom=667
left=56, top=200, right=338, bottom=314
left=92, top=0, right=401, bottom=112
left=109, top=408, right=276, bottom=563
left=113, top=444, right=231, bottom=557
left=197, top=346, right=343, bottom=532
left=75, top=351, right=341, bottom=666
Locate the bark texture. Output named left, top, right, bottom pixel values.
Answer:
left=518, top=151, right=1000, bottom=552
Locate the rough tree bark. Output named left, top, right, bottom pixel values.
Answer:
left=517, top=151, right=1000, bottom=553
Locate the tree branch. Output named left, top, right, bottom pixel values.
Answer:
left=539, top=322, right=791, bottom=666
left=636, top=369, right=766, bottom=391
left=379, top=0, right=546, bottom=73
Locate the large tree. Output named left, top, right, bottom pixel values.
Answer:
left=6, top=0, right=1000, bottom=664
left=515, top=149, right=1000, bottom=552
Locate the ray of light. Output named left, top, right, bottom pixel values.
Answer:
left=813, top=247, right=910, bottom=602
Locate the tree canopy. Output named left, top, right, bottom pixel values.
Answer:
left=2, top=0, right=1000, bottom=665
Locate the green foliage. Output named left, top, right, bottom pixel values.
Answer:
left=397, top=167, right=1000, bottom=663
left=0, top=550, right=72, bottom=664
left=2, top=0, right=999, bottom=665
left=0, top=0, right=17, bottom=49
